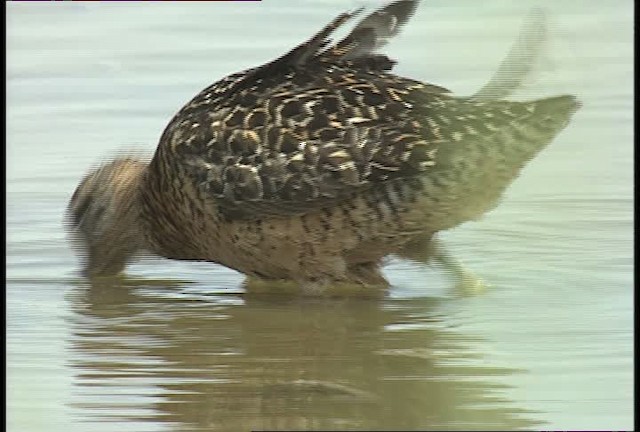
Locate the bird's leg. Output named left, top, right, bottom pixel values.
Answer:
left=431, top=239, right=488, bottom=296
left=397, top=234, right=488, bottom=296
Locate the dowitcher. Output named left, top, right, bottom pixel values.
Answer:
left=68, top=1, right=580, bottom=294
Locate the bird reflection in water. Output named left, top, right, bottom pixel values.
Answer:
left=67, top=277, right=544, bottom=431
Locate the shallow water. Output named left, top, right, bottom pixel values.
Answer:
left=6, top=1, right=633, bottom=431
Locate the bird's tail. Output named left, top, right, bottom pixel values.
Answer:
left=406, top=6, right=580, bottom=231
left=412, top=93, right=580, bottom=232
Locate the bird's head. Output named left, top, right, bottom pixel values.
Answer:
left=66, top=157, right=148, bottom=278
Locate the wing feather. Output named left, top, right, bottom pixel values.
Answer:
left=162, top=1, right=444, bottom=221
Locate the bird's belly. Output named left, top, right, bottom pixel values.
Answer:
left=192, top=188, right=424, bottom=281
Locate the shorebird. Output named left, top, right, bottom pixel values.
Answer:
left=67, top=0, right=579, bottom=294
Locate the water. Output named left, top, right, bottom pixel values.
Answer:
left=6, top=1, right=633, bottom=431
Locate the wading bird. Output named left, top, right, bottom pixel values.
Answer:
left=68, top=0, right=580, bottom=295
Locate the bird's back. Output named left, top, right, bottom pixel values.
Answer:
left=140, top=0, right=579, bottom=280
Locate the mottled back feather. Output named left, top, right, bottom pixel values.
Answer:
left=153, top=0, right=574, bottom=222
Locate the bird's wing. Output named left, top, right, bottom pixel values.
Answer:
left=215, top=0, right=448, bottom=101
left=158, top=1, right=446, bottom=220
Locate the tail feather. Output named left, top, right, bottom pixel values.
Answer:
left=422, top=94, right=580, bottom=172
left=413, top=94, right=580, bottom=229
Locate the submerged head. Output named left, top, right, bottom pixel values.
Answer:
left=66, top=157, right=148, bottom=278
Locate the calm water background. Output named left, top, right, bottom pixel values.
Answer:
left=6, top=1, right=633, bottom=431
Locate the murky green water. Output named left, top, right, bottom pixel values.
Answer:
left=7, top=1, right=633, bottom=431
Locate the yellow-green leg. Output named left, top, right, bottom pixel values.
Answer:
left=430, top=239, right=488, bottom=296
left=397, top=235, right=488, bottom=296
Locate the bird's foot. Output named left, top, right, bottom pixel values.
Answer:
left=400, top=235, right=490, bottom=297
left=433, top=248, right=490, bottom=297
left=452, top=267, right=489, bottom=297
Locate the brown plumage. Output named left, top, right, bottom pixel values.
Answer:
left=67, top=1, right=580, bottom=291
